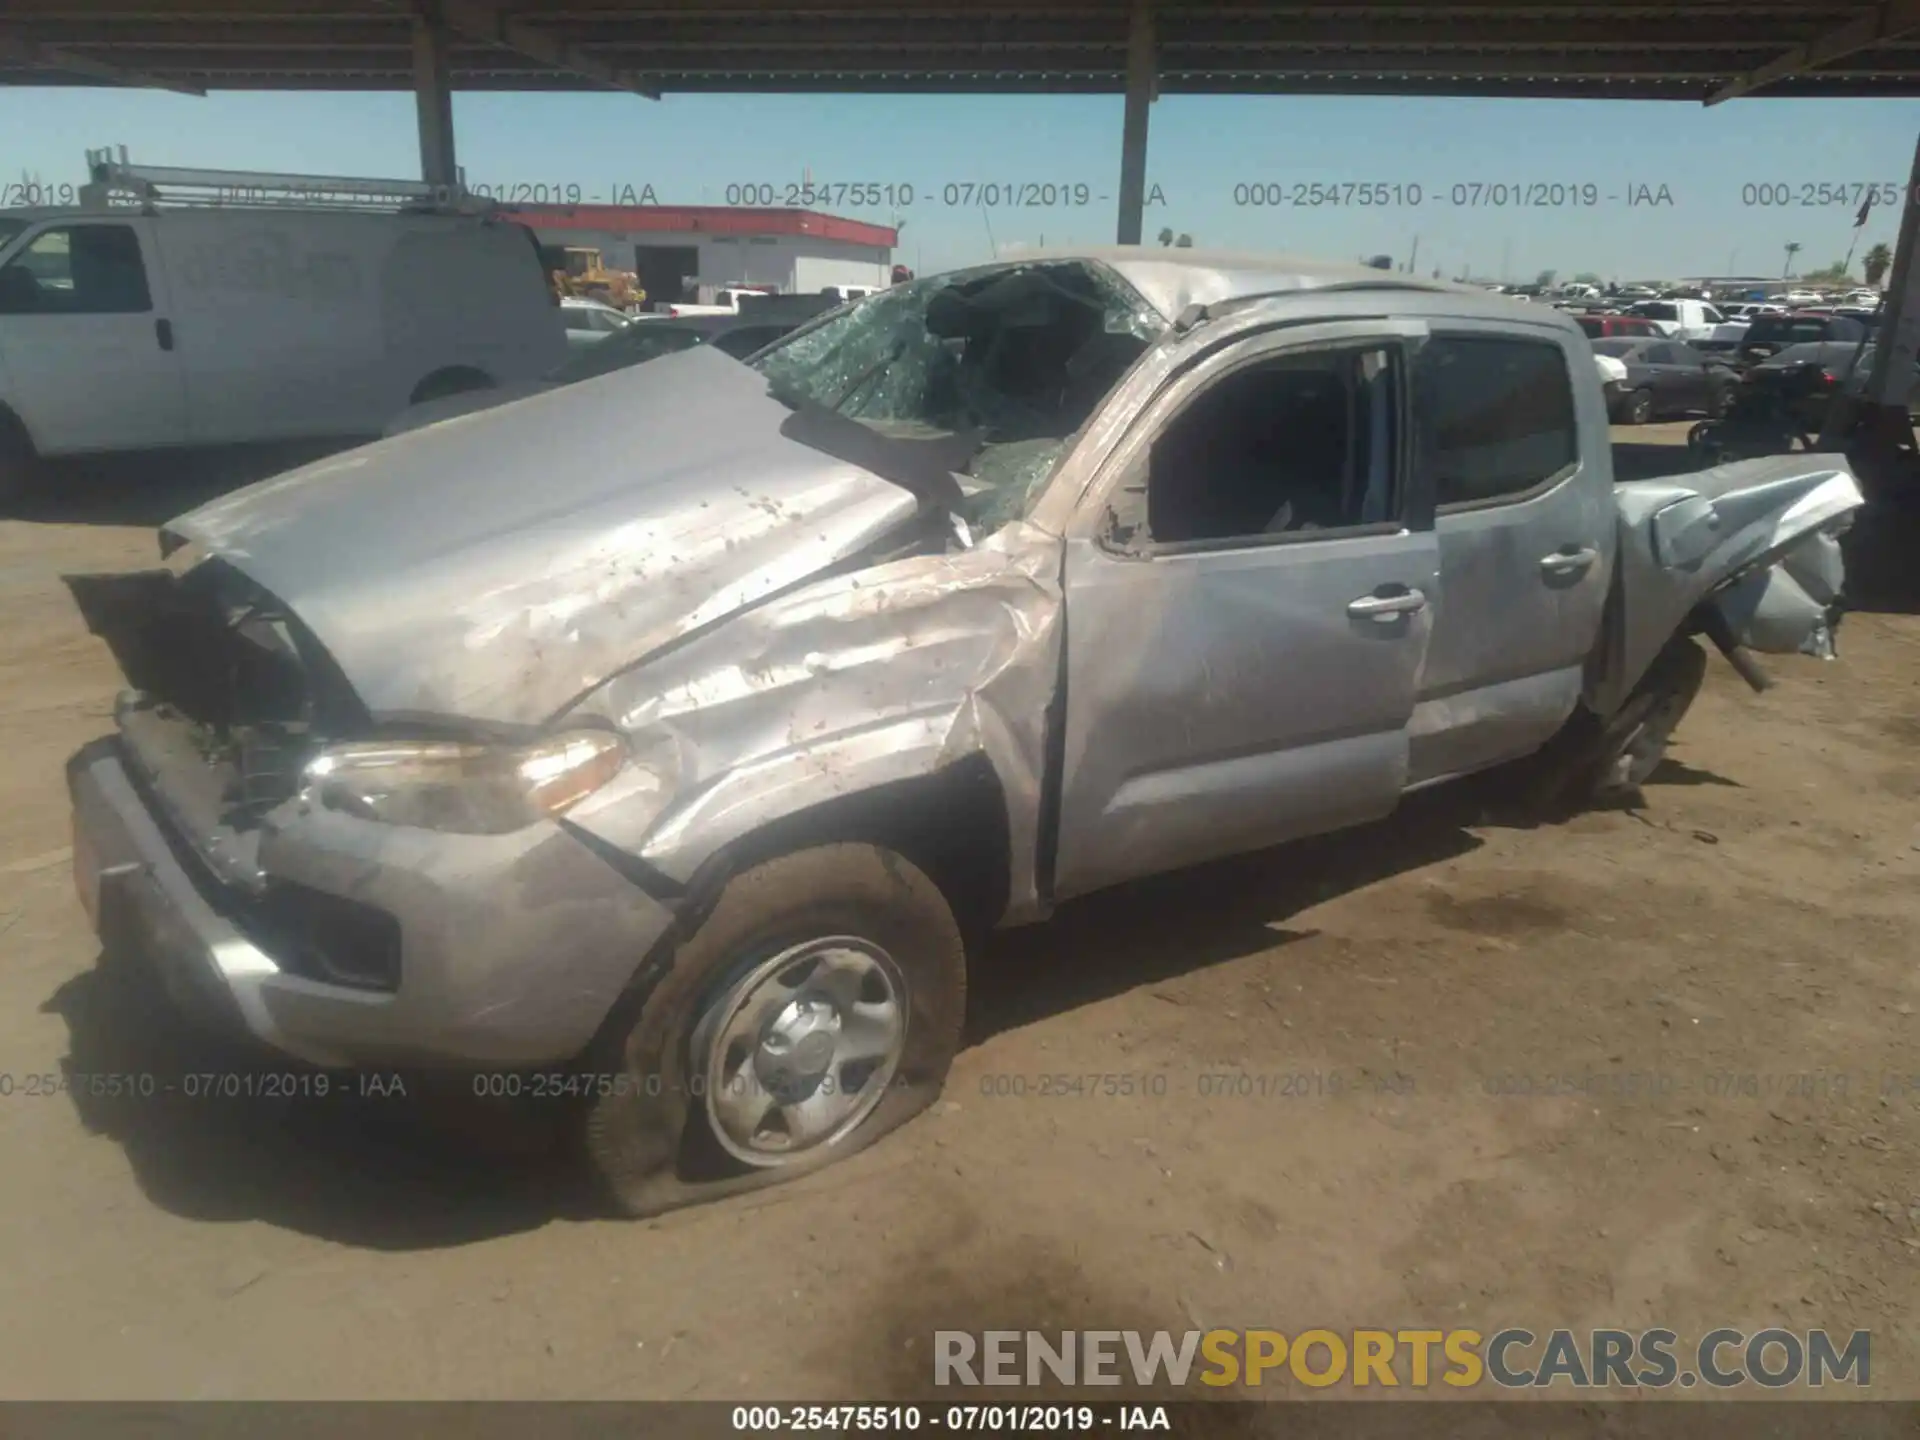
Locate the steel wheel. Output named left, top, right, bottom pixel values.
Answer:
left=1602, top=683, right=1695, bottom=791
left=1624, top=389, right=1654, bottom=425
left=695, top=936, right=909, bottom=1167
left=1584, top=638, right=1709, bottom=804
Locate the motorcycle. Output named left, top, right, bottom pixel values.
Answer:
left=1686, top=366, right=1823, bottom=464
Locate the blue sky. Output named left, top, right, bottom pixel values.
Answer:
left=4, top=86, right=1914, bottom=281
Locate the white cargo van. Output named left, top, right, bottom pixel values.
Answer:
left=0, top=156, right=566, bottom=497
left=1627, top=298, right=1727, bottom=341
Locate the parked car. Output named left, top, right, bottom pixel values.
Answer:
left=0, top=199, right=565, bottom=503
left=1592, top=338, right=1741, bottom=423
left=559, top=296, right=632, bottom=352
left=385, top=311, right=810, bottom=435
left=1741, top=340, right=1886, bottom=432
left=1689, top=341, right=1897, bottom=462
left=1735, top=311, right=1871, bottom=368
left=1628, top=299, right=1728, bottom=341
left=1576, top=313, right=1661, bottom=340
left=66, top=251, right=1862, bottom=1216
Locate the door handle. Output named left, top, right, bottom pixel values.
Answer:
left=1540, top=547, right=1598, bottom=577
left=155, top=318, right=174, bottom=351
left=1347, top=587, right=1427, bottom=621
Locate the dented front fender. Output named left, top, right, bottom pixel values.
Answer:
left=1594, top=456, right=1863, bottom=715
left=558, top=522, right=1065, bottom=926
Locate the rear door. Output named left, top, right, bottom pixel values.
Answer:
left=1052, top=321, right=1439, bottom=900
left=0, top=219, right=187, bottom=454
left=1406, top=327, right=1612, bottom=784
left=1644, top=342, right=1704, bottom=410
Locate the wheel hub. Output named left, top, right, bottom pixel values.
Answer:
left=697, top=938, right=909, bottom=1167
left=758, top=999, right=842, bottom=1095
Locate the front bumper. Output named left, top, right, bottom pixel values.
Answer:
left=68, top=737, right=676, bottom=1070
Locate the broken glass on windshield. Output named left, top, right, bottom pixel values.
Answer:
left=753, top=261, right=1162, bottom=533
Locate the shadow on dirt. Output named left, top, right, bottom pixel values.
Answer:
left=41, top=760, right=1617, bottom=1248
left=967, top=778, right=1509, bottom=1045
left=1645, top=757, right=1741, bottom=788
left=40, top=944, right=592, bottom=1250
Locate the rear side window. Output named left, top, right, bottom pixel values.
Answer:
left=1416, top=336, right=1578, bottom=508
left=1748, top=315, right=1841, bottom=346
left=1577, top=317, right=1603, bottom=338
left=0, top=224, right=151, bottom=315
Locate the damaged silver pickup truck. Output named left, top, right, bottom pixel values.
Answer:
left=66, top=249, right=1862, bottom=1215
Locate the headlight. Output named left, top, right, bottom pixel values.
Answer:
left=303, top=731, right=628, bottom=835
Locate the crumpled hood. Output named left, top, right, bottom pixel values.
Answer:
left=164, top=346, right=923, bottom=730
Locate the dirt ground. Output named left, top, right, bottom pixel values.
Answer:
left=0, top=424, right=1916, bottom=1401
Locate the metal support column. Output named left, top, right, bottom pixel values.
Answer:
left=1115, top=0, right=1156, bottom=246
left=1866, top=133, right=1920, bottom=413
left=412, top=1, right=458, bottom=188
left=1821, top=130, right=1920, bottom=454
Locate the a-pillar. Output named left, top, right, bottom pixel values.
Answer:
left=413, top=0, right=458, bottom=188
left=1115, top=0, right=1156, bottom=245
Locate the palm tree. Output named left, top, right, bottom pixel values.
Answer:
left=1156, top=226, right=1174, bottom=247
left=1782, top=241, right=1801, bottom=278
left=1863, top=241, right=1893, bottom=288
left=1174, top=233, right=1193, bottom=247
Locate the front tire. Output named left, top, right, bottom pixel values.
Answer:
left=1575, top=638, right=1709, bottom=806
left=582, top=843, right=966, bottom=1217
left=1620, top=388, right=1655, bottom=426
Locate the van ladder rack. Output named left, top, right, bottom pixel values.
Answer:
left=78, top=147, right=494, bottom=215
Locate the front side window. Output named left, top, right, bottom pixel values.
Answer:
left=0, top=225, right=151, bottom=315
left=1142, top=346, right=1400, bottom=547
left=1415, top=336, right=1577, bottom=508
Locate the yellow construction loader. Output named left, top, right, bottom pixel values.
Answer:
left=549, top=247, right=645, bottom=309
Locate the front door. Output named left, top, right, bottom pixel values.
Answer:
left=1405, top=327, right=1613, bottom=784
left=1052, top=327, right=1438, bottom=902
left=0, top=220, right=186, bottom=455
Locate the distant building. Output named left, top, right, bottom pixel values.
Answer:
left=500, top=204, right=896, bottom=306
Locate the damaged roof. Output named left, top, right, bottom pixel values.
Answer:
left=1005, top=247, right=1464, bottom=320
left=1, top=1, right=1917, bottom=100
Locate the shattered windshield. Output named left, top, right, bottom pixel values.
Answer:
left=751, top=261, right=1163, bottom=532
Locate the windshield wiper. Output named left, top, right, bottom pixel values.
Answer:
left=763, top=377, right=809, bottom=411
